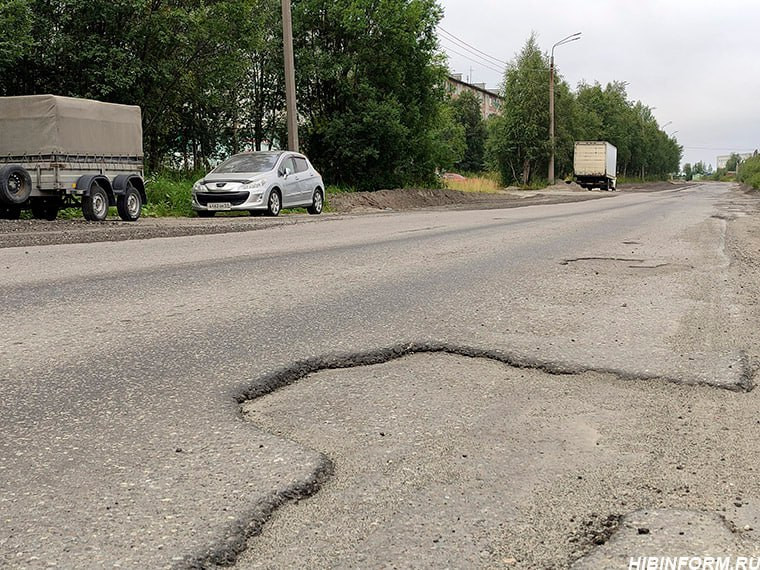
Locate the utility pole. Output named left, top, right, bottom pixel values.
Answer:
left=281, top=0, right=298, bottom=151
left=548, top=58, right=555, bottom=184
left=548, top=32, right=581, bottom=185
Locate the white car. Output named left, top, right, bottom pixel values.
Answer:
left=191, top=151, right=324, bottom=217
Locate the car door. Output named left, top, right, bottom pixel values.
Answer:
left=292, top=156, right=314, bottom=204
left=277, top=156, right=300, bottom=207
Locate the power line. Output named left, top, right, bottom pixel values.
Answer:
left=437, top=26, right=507, bottom=66
left=438, top=37, right=504, bottom=74
left=439, top=40, right=506, bottom=75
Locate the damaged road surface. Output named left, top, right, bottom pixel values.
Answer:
left=2, top=182, right=760, bottom=568
left=240, top=354, right=760, bottom=569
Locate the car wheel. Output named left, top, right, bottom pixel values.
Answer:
left=307, top=189, right=323, bottom=215
left=197, top=210, right=215, bottom=218
left=117, top=184, right=142, bottom=221
left=266, top=190, right=281, bottom=217
left=82, top=183, right=109, bottom=221
left=31, top=197, right=61, bottom=221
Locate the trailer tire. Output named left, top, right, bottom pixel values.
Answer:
left=0, top=204, right=22, bottom=219
left=117, top=184, right=142, bottom=221
left=82, top=183, right=109, bottom=221
left=0, top=165, right=33, bottom=205
left=31, top=197, right=61, bottom=221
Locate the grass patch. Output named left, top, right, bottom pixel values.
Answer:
left=143, top=172, right=197, bottom=217
left=444, top=175, right=501, bottom=193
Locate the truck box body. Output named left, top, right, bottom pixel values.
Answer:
left=574, top=141, right=617, bottom=190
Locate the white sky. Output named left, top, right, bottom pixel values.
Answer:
left=439, top=0, right=760, bottom=169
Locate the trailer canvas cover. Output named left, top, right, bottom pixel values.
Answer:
left=0, top=95, right=143, bottom=158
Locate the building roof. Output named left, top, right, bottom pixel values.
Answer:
left=447, top=76, right=504, bottom=101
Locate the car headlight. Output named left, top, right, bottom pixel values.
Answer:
left=240, top=179, right=266, bottom=191
left=192, top=180, right=204, bottom=192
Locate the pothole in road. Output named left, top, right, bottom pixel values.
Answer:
left=572, top=509, right=758, bottom=568
left=208, top=349, right=760, bottom=569
left=560, top=256, right=645, bottom=266
left=560, top=256, right=697, bottom=274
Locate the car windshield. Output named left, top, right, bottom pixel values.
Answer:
left=213, top=154, right=278, bottom=174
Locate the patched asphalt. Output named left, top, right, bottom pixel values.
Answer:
left=236, top=352, right=760, bottom=568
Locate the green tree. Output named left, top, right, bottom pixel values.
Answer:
left=450, top=90, right=486, bottom=172
left=737, top=153, right=760, bottom=189
left=552, top=78, right=577, bottom=178
left=725, top=153, right=741, bottom=172
left=2, top=0, right=277, bottom=170
left=692, top=161, right=707, bottom=176
left=292, top=0, right=446, bottom=190
left=487, top=34, right=549, bottom=185
left=430, top=102, right=466, bottom=172
left=575, top=82, right=636, bottom=176
left=0, top=0, right=33, bottom=73
left=683, top=163, right=693, bottom=180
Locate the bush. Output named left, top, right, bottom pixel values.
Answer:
left=142, top=172, right=199, bottom=217
left=738, top=155, right=760, bottom=189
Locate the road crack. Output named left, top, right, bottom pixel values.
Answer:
left=181, top=342, right=755, bottom=568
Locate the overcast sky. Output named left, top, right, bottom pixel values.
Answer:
left=439, top=0, right=759, bottom=169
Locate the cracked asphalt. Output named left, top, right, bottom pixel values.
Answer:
left=2, top=182, right=760, bottom=568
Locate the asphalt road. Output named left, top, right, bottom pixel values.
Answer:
left=2, top=182, right=759, bottom=568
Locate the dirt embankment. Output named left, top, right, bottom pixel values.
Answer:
left=327, top=185, right=608, bottom=214
left=0, top=182, right=682, bottom=249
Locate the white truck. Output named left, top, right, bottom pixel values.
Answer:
left=573, top=141, right=617, bottom=191
left=0, top=94, right=146, bottom=221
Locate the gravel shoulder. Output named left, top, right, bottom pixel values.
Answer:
left=0, top=182, right=684, bottom=249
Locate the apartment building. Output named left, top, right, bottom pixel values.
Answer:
left=446, top=74, right=503, bottom=119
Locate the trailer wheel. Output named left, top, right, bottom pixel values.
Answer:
left=82, top=183, right=109, bottom=221
left=117, top=184, right=142, bottom=221
left=31, top=197, right=61, bottom=221
left=0, top=165, right=33, bottom=205
left=0, top=204, right=22, bottom=219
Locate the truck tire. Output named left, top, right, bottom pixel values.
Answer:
left=0, top=165, right=33, bottom=205
left=82, top=183, right=109, bottom=221
left=117, top=184, right=142, bottom=221
left=30, top=197, right=61, bottom=221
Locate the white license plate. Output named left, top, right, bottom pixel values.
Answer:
left=207, top=202, right=232, bottom=210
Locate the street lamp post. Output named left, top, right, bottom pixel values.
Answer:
left=548, top=32, right=581, bottom=185
left=281, top=0, right=299, bottom=151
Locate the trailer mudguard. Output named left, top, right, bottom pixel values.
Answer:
left=75, top=175, right=115, bottom=205
left=112, top=174, right=147, bottom=204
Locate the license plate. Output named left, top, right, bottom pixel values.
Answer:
left=207, top=202, right=232, bottom=210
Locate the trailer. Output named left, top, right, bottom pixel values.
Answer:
left=0, top=94, right=146, bottom=221
left=574, top=141, right=617, bottom=191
